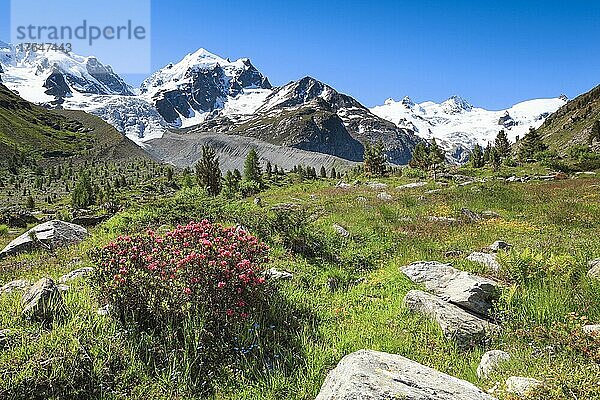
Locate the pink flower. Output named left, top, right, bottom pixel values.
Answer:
left=184, top=287, right=192, bottom=295
left=226, top=309, right=235, bottom=316
left=217, top=282, right=226, bottom=288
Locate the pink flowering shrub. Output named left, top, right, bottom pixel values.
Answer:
left=92, top=220, right=269, bottom=330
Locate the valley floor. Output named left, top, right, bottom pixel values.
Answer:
left=0, top=172, right=599, bottom=399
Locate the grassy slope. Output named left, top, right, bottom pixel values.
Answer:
left=0, top=173, right=599, bottom=399
left=537, top=84, right=600, bottom=153
left=0, top=84, right=150, bottom=165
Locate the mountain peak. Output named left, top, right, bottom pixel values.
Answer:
left=442, top=95, right=473, bottom=113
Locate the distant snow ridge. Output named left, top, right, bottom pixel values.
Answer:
left=370, top=95, right=567, bottom=162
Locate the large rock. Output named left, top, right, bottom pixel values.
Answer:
left=0, top=279, right=31, bottom=294
left=332, top=224, right=350, bottom=238
left=21, top=278, right=64, bottom=323
left=505, top=376, right=543, bottom=396
left=401, top=261, right=499, bottom=317
left=397, top=181, right=427, bottom=190
left=0, top=220, right=88, bottom=259
left=467, top=252, right=501, bottom=272
left=588, top=259, right=600, bottom=279
left=403, top=290, right=500, bottom=348
left=489, top=241, right=511, bottom=252
left=477, top=350, right=510, bottom=378
left=315, top=349, right=496, bottom=400
left=59, top=267, right=94, bottom=283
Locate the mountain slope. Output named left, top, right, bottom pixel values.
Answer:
left=536, top=84, right=600, bottom=153
left=190, top=77, right=419, bottom=164
left=371, top=95, right=567, bottom=162
left=0, top=83, right=149, bottom=166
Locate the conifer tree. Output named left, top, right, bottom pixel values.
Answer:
left=589, top=120, right=600, bottom=145
left=518, top=127, right=547, bottom=162
left=428, top=138, right=445, bottom=179
left=195, top=145, right=222, bottom=196
left=470, top=144, right=485, bottom=168
left=71, top=170, right=95, bottom=209
left=243, top=149, right=262, bottom=184
left=363, top=141, right=387, bottom=177
left=494, top=130, right=511, bottom=158
left=330, top=167, right=337, bottom=179
left=320, top=165, right=327, bottom=178
left=409, top=143, right=430, bottom=170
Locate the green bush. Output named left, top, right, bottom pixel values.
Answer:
left=0, top=224, right=8, bottom=236
left=498, top=248, right=581, bottom=284
left=402, top=167, right=426, bottom=179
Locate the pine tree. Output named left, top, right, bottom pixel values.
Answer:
left=265, top=161, right=272, bottom=179
left=363, top=141, right=387, bottom=177
left=166, top=167, right=174, bottom=182
left=320, top=165, right=327, bottom=178
left=470, top=144, right=485, bottom=168
left=71, top=170, right=95, bottom=209
left=195, top=145, right=222, bottom=196
left=330, top=167, right=337, bottom=179
left=483, top=143, right=492, bottom=164
left=243, top=149, right=262, bottom=184
left=518, top=127, right=547, bottom=162
left=409, top=143, right=430, bottom=170
left=428, top=138, right=445, bottom=179
left=222, top=170, right=241, bottom=198
left=489, top=147, right=501, bottom=171
left=25, top=195, right=35, bottom=210
left=494, top=130, right=511, bottom=158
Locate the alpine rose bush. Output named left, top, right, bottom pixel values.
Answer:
left=92, top=220, right=269, bottom=330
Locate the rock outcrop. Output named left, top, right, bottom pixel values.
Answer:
left=315, top=349, right=496, bottom=400
left=0, top=220, right=88, bottom=259
left=401, top=261, right=499, bottom=317
left=477, top=350, right=510, bottom=378
left=403, top=290, right=500, bottom=348
left=21, top=278, right=64, bottom=323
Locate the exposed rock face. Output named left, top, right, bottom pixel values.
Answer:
left=477, top=350, right=510, bottom=378
left=588, top=259, right=600, bottom=279
left=59, top=267, right=94, bottom=283
left=0, top=207, right=39, bottom=228
left=0, top=279, right=31, bottom=294
left=506, top=376, right=543, bottom=396
left=0, top=220, right=88, bottom=259
left=397, top=181, right=427, bottom=189
left=467, top=252, right=501, bottom=272
left=403, top=290, right=500, bottom=348
left=498, top=112, right=516, bottom=128
left=333, top=224, right=350, bottom=238
left=263, top=268, right=293, bottom=281
left=401, top=261, right=499, bottom=317
left=315, top=349, right=497, bottom=400
left=21, top=278, right=64, bottom=322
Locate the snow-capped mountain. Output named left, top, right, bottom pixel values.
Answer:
left=140, top=48, right=272, bottom=127
left=370, top=95, right=568, bottom=162
left=0, top=42, right=133, bottom=103
left=188, top=76, right=419, bottom=164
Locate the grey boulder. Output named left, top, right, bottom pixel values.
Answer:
left=404, top=290, right=500, bottom=348
left=263, top=268, right=293, bottom=280
left=0, top=220, right=88, bottom=259
left=477, top=350, right=510, bottom=378
left=467, top=252, right=501, bottom=272
left=332, top=224, right=350, bottom=238
left=21, top=278, right=64, bottom=322
left=489, top=241, right=511, bottom=252
left=588, top=259, right=600, bottom=279
left=59, top=267, right=94, bottom=283
left=505, top=376, right=543, bottom=397
left=0, top=279, right=31, bottom=295
left=315, top=349, right=496, bottom=400
left=401, top=261, right=499, bottom=317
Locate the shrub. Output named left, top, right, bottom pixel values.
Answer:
left=0, top=224, right=8, bottom=236
left=498, top=249, right=581, bottom=284
left=91, top=220, right=269, bottom=331
left=402, top=167, right=426, bottom=179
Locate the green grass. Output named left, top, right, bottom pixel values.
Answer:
left=0, top=172, right=599, bottom=399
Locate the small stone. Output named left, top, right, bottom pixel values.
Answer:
left=444, top=250, right=463, bottom=258
left=367, top=181, right=387, bottom=190
left=461, top=208, right=481, bottom=222
left=583, top=324, right=600, bottom=334
left=336, top=181, right=352, bottom=189
left=355, top=197, right=367, bottom=202
left=0, top=279, right=31, bottom=294
left=467, top=252, right=501, bottom=272
left=481, top=211, right=501, bottom=220
left=263, top=268, right=293, bottom=280
left=59, top=267, right=94, bottom=283
left=428, top=216, right=458, bottom=224
left=397, top=182, right=427, bottom=190
left=506, top=376, right=543, bottom=397
left=253, top=197, right=262, bottom=206
left=21, top=278, right=64, bottom=323
left=97, top=304, right=110, bottom=316
left=377, top=192, right=393, bottom=201
left=489, top=241, right=512, bottom=252
left=56, top=284, right=70, bottom=292
left=332, top=224, right=350, bottom=238
left=588, top=259, right=600, bottom=279
left=477, top=350, right=510, bottom=378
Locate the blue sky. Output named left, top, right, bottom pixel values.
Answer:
left=1, top=0, right=599, bottom=109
